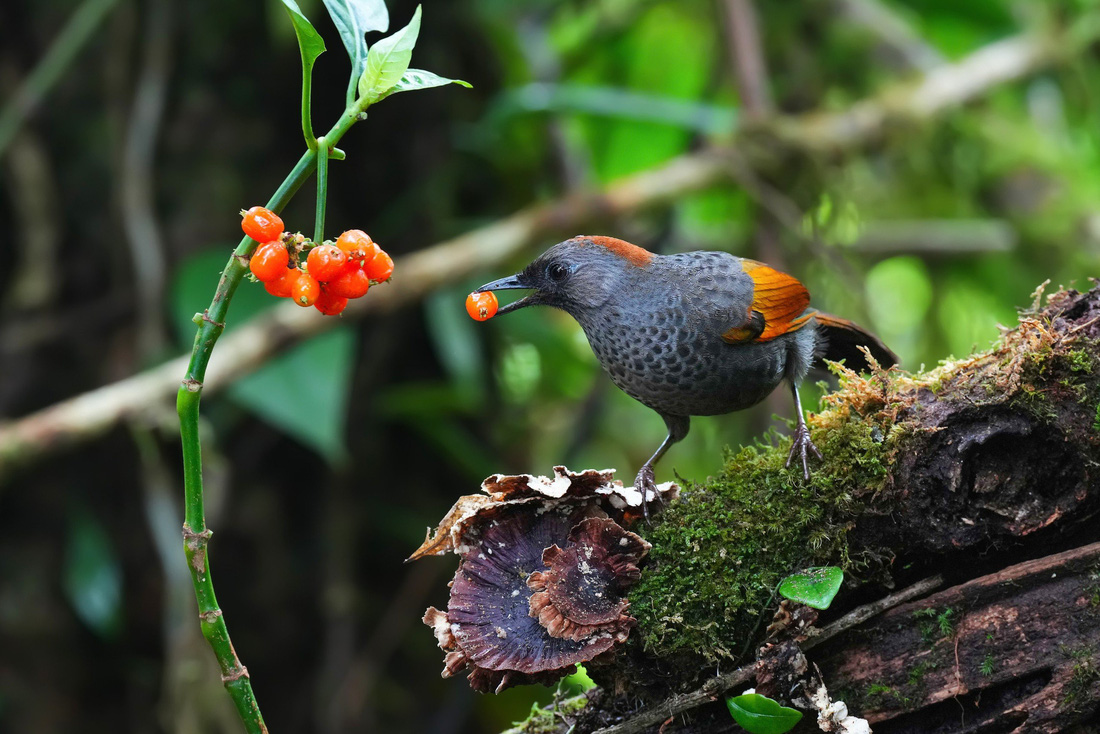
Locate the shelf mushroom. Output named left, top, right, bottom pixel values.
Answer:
left=415, top=467, right=675, bottom=692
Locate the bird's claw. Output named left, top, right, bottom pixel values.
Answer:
left=785, top=423, right=822, bottom=480
left=634, top=464, right=659, bottom=525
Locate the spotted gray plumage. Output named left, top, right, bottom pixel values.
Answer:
left=476, top=236, right=896, bottom=511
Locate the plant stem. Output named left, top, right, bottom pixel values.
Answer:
left=301, top=59, right=316, bottom=149
left=314, top=136, right=328, bottom=243
left=175, top=101, right=364, bottom=733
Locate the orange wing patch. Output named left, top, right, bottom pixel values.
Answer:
left=724, top=260, right=812, bottom=343
left=582, top=236, right=654, bottom=267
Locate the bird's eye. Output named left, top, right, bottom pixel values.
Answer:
left=547, top=262, right=570, bottom=282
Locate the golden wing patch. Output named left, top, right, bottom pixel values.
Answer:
left=721, top=260, right=812, bottom=343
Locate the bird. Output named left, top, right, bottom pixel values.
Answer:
left=475, top=235, right=897, bottom=509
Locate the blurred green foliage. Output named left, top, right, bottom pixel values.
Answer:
left=63, top=505, right=123, bottom=639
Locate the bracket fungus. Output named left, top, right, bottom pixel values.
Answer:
left=413, top=467, right=675, bottom=693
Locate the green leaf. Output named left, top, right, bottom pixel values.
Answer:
left=778, top=566, right=844, bottom=610
left=725, top=694, right=803, bottom=734
left=228, top=328, right=355, bottom=466
left=281, top=0, right=326, bottom=68
left=382, top=68, right=471, bottom=99
left=322, top=0, right=389, bottom=77
left=63, top=507, right=123, bottom=640
left=169, top=249, right=356, bottom=465
left=357, top=5, right=421, bottom=104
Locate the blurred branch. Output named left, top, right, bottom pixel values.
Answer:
left=0, top=0, right=123, bottom=157
left=121, top=0, right=173, bottom=358
left=830, top=0, right=945, bottom=72
left=516, top=13, right=592, bottom=192
left=784, top=32, right=1081, bottom=152
left=1, top=24, right=1095, bottom=483
left=851, top=219, right=1018, bottom=256
left=722, top=0, right=773, bottom=118
left=2, top=129, right=60, bottom=311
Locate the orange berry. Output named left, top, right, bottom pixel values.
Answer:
left=292, top=272, right=321, bottom=307
left=264, top=268, right=299, bottom=298
left=326, top=263, right=371, bottom=299
left=465, top=291, right=498, bottom=321
left=335, top=229, right=378, bottom=262
left=241, top=206, right=284, bottom=243
left=363, top=250, right=394, bottom=282
left=249, top=242, right=290, bottom=282
left=314, top=289, right=349, bottom=316
left=306, top=244, right=348, bottom=282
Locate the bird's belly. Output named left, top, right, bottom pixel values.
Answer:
left=590, top=325, right=787, bottom=417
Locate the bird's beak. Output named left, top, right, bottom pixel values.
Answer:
left=475, top=273, right=540, bottom=315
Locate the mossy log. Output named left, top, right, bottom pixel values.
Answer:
left=518, top=282, right=1100, bottom=734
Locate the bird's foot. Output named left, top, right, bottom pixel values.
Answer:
left=785, top=422, right=822, bottom=481
left=633, top=464, right=660, bottom=525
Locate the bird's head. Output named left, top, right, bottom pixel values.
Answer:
left=475, top=235, right=653, bottom=316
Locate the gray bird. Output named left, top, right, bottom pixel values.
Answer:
left=476, top=235, right=896, bottom=506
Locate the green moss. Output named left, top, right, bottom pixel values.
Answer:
left=912, top=607, right=955, bottom=645
left=906, top=660, right=937, bottom=687
left=1062, top=645, right=1100, bottom=708
left=980, top=652, right=995, bottom=677
left=1013, top=341, right=1100, bottom=421
left=1067, top=349, right=1094, bottom=374
left=502, top=695, right=589, bottom=734
left=627, top=407, right=896, bottom=669
left=1087, top=565, right=1100, bottom=608
left=865, top=683, right=911, bottom=708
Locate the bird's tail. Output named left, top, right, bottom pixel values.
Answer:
left=812, top=312, right=898, bottom=372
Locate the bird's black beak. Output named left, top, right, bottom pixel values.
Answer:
left=475, top=273, right=540, bottom=315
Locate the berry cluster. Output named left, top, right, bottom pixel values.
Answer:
left=241, top=206, right=394, bottom=316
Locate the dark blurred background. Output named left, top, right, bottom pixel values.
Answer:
left=1, top=0, right=1099, bottom=731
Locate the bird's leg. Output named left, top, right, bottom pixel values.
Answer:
left=785, top=381, right=822, bottom=480
left=635, top=414, right=689, bottom=523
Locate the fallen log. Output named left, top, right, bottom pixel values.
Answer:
left=418, top=282, right=1100, bottom=733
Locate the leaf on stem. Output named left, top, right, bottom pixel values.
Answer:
left=322, top=0, right=389, bottom=79
left=777, top=566, right=844, bottom=610
left=725, top=694, right=803, bottom=734
left=280, top=0, right=326, bottom=68
left=382, top=68, right=471, bottom=99
left=357, top=5, right=421, bottom=104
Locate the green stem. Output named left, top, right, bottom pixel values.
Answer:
left=0, top=0, right=122, bottom=157
left=176, top=101, right=366, bottom=733
left=301, top=58, right=317, bottom=148
left=346, top=63, right=360, bottom=109
left=314, top=137, right=328, bottom=243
